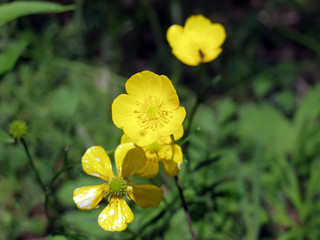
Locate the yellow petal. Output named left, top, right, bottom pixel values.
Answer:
left=81, top=146, right=114, bottom=181
left=120, top=134, right=133, bottom=144
left=159, top=107, right=186, bottom=136
left=73, top=184, right=108, bottom=210
left=167, top=25, right=199, bottom=66
left=127, top=185, right=163, bottom=208
left=123, top=120, right=159, bottom=146
left=158, top=75, right=181, bottom=110
left=125, top=70, right=163, bottom=99
left=173, top=125, right=184, bottom=141
left=135, top=154, right=159, bottom=179
left=112, top=94, right=137, bottom=130
left=98, top=196, right=134, bottom=231
left=114, top=143, right=146, bottom=179
left=160, top=144, right=183, bottom=177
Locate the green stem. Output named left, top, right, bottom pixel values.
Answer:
left=21, top=138, right=52, bottom=223
left=21, top=138, right=46, bottom=193
left=174, top=176, right=197, bottom=240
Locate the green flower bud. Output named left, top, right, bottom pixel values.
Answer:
left=9, top=120, right=28, bottom=140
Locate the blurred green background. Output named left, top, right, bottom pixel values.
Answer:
left=1, top=0, right=320, bottom=239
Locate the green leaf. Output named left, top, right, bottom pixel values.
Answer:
left=294, top=84, right=320, bottom=145
left=0, top=1, right=74, bottom=26
left=0, top=39, right=28, bottom=75
left=237, top=104, right=295, bottom=155
left=0, top=129, right=14, bottom=144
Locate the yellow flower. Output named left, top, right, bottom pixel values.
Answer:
left=121, top=126, right=184, bottom=179
left=112, top=70, right=186, bottom=146
left=73, top=144, right=163, bottom=231
left=167, top=15, right=226, bottom=66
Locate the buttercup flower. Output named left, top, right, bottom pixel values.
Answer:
left=112, top=70, right=186, bottom=146
left=73, top=144, right=163, bottom=231
left=167, top=15, right=226, bottom=66
left=121, top=126, right=184, bottom=179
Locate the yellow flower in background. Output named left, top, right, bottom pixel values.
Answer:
left=121, top=126, right=184, bottom=179
left=112, top=70, right=186, bottom=146
left=73, top=144, right=163, bottom=231
left=167, top=15, right=226, bottom=66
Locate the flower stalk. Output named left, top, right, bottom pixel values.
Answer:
left=174, top=175, right=197, bottom=240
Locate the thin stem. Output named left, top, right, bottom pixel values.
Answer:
left=174, top=176, right=197, bottom=240
left=21, top=138, right=46, bottom=193
left=21, top=138, right=52, bottom=224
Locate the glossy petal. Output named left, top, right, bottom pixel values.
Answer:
left=98, top=197, right=134, bottom=231
left=73, top=184, right=109, bottom=210
left=81, top=146, right=114, bottom=181
left=125, top=70, right=163, bottom=99
left=167, top=15, right=226, bottom=66
left=123, top=120, right=158, bottom=146
left=158, top=106, right=186, bottom=136
left=127, top=185, right=163, bottom=208
left=160, top=144, right=183, bottom=177
left=114, top=143, right=146, bottom=179
left=173, top=125, right=184, bottom=141
left=112, top=94, right=137, bottom=130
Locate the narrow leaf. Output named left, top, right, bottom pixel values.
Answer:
left=0, top=1, right=74, bottom=26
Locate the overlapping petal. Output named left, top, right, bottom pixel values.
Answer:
left=159, top=144, right=183, bottom=177
left=73, top=184, right=109, bottom=210
left=81, top=146, right=114, bottom=181
left=114, top=143, right=146, bottom=179
left=135, top=155, right=159, bottom=179
left=111, top=94, right=137, bottom=130
left=98, top=196, right=134, bottom=232
left=158, top=107, right=186, bottom=136
left=127, top=185, right=163, bottom=208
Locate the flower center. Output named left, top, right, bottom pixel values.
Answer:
left=109, top=177, right=127, bottom=196
left=147, top=106, right=159, bottom=118
left=135, top=96, right=170, bottom=131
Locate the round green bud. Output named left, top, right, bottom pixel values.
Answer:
left=9, top=120, right=28, bottom=140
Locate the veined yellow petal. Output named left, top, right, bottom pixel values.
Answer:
left=73, top=184, right=108, bottom=210
left=114, top=143, right=146, bottom=179
left=112, top=94, right=137, bottom=129
left=135, top=155, right=159, bottom=179
left=127, top=185, right=163, bottom=208
left=98, top=196, right=134, bottom=232
left=81, top=146, right=114, bottom=181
